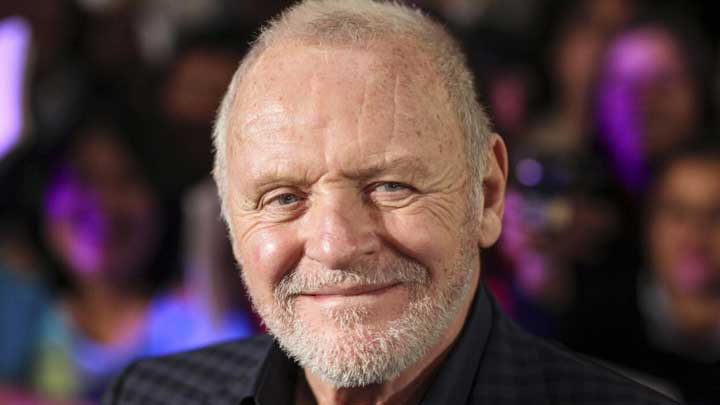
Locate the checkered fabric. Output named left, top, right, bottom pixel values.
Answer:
left=102, top=336, right=271, bottom=405
left=103, top=288, right=679, bottom=405
left=471, top=306, right=680, bottom=404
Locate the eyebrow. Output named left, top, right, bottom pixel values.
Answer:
left=249, top=155, right=430, bottom=191
left=342, top=155, right=429, bottom=181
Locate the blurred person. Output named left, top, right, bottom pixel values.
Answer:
left=641, top=142, right=720, bottom=402
left=150, top=30, right=248, bottom=195
left=150, top=31, right=261, bottom=330
left=105, top=1, right=674, bottom=404
left=504, top=12, right=711, bottom=356
left=646, top=149, right=720, bottom=346
left=32, top=112, right=164, bottom=402
left=493, top=0, right=634, bottom=328
left=497, top=0, right=636, bottom=280
left=489, top=3, right=636, bottom=323
left=29, top=108, right=252, bottom=403
left=595, top=18, right=709, bottom=193
left=494, top=155, right=623, bottom=338
left=565, top=140, right=720, bottom=404
left=523, top=0, right=634, bottom=157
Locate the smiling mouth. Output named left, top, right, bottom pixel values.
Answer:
left=302, top=282, right=401, bottom=299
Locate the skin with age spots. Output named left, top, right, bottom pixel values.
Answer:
left=224, top=41, right=507, bottom=405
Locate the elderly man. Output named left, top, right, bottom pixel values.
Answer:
left=103, top=1, right=676, bottom=404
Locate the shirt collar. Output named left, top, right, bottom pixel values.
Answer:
left=242, top=285, right=492, bottom=405
left=239, top=341, right=297, bottom=405
left=420, top=284, right=492, bottom=404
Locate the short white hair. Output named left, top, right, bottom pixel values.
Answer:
left=212, top=0, right=493, bottom=221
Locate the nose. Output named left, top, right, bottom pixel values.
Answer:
left=301, top=193, right=381, bottom=269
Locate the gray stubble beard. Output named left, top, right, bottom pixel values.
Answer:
left=242, top=243, right=478, bottom=388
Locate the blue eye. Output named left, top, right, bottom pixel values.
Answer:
left=377, top=182, right=407, bottom=192
left=274, top=193, right=301, bottom=205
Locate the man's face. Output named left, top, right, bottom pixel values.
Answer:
left=225, top=43, right=483, bottom=386
left=649, top=158, right=720, bottom=300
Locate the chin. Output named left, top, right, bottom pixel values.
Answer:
left=268, top=279, right=472, bottom=389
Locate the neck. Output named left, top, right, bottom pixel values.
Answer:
left=297, top=272, right=479, bottom=405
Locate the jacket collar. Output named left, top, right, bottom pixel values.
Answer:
left=225, top=285, right=493, bottom=405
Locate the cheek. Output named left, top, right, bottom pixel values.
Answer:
left=237, top=223, right=302, bottom=292
left=382, top=213, right=463, bottom=273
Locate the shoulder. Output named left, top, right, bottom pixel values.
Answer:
left=474, top=298, right=680, bottom=404
left=102, top=334, right=274, bottom=405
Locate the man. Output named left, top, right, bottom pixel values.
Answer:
left=103, top=1, right=677, bottom=403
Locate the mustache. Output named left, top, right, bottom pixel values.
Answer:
left=274, top=257, right=429, bottom=302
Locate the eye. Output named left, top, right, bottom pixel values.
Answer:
left=368, top=182, right=416, bottom=202
left=375, top=182, right=409, bottom=193
left=268, top=193, right=304, bottom=206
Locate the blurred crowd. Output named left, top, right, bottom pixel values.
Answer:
left=0, top=0, right=719, bottom=404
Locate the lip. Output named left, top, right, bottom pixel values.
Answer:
left=302, top=282, right=400, bottom=299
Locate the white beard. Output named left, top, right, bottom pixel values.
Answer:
left=243, top=244, right=477, bottom=388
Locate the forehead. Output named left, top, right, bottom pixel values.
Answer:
left=239, top=40, right=441, bottom=95
left=227, top=42, right=462, bottom=171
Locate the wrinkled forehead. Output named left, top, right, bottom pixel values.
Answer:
left=228, top=41, right=455, bottom=141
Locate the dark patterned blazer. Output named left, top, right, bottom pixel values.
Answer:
left=103, top=286, right=679, bottom=404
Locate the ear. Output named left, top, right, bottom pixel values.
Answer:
left=477, top=134, right=508, bottom=248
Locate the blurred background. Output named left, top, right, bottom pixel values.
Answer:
left=0, top=0, right=719, bottom=403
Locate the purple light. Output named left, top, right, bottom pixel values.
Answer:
left=0, top=17, right=30, bottom=160
left=596, top=82, right=647, bottom=191
left=44, top=168, right=107, bottom=277
left=516, top=158, right=543, bottom=187
left=594, top=29, right=679, bottom=193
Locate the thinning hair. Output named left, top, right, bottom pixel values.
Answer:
left=212, top=0, right=493, bottom=221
